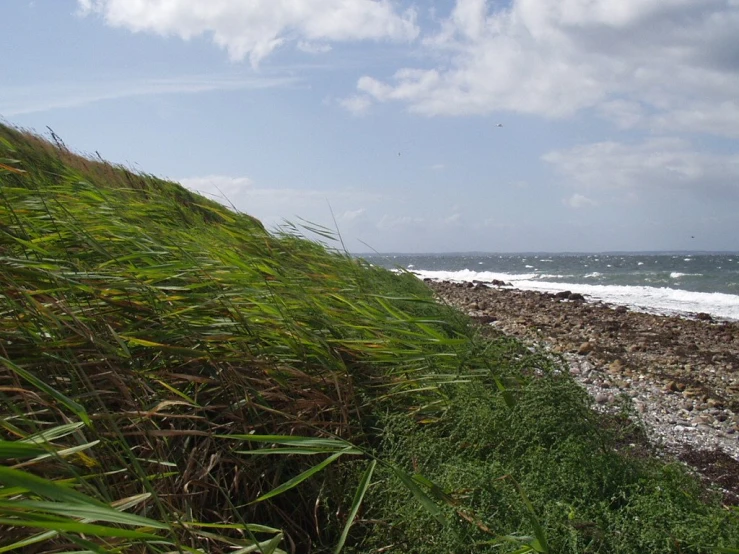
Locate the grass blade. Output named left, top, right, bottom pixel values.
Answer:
left=334, top=459, right=376, bottom=554
left=501, top=475, right=549, bottom=553
left=0, top=500, right=169, bottom=529
left=250, top=450, right=347, bottom=504
left=0, top=518, right=161, bottom=539
left=0, top=466, right=105, bottom=506
left=390, top=465, right=447, bottom=527
left=0, top=356, right=90, bottom=426
left=0, top=441, right=48, bottom=459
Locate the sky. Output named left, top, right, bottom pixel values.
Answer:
left=3, top=0, right=739, bottom=253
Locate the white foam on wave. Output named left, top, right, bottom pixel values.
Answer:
left=413, top=269, right=739, bottom=321
left=415, top=269, right=536, bottom=283
left=670, top=272, right=702, bottom=279
left=584, top=272, right=603, bottom=278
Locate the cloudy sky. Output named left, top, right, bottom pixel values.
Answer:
left=4, top=0, right=739, bottom=252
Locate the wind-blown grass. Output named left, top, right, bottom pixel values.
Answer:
left=0, top=123, right=737, bottom=553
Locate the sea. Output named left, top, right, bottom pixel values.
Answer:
left=361, top=252, right=739, bottom=321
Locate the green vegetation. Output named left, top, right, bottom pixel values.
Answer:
left=0, top=123, right=737, bottom=553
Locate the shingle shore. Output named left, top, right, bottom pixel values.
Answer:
left=428, top=279, right=739, bottom=503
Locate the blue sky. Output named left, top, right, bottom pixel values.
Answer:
left=4, top=0, right=739, bottom=253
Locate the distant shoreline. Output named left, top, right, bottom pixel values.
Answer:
left=364, top=251, right=739, bottom=319
left=359, top=250, right=739, bottom=257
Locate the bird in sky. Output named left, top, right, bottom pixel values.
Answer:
left=496, top=123, right=503, bottom=127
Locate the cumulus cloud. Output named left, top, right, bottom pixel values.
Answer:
left=565, top=194, right=598, bottom=209
left=355, top=0, right=739, bottom=135
left=544, top=138, right=739, bottom=195
left=651, top=102, right=739, bottom=138
left=339, top=94, right=373, bottom=115
left=338, top=208, right=366, bottom=223
left=77, top=0, right=419, bottom=66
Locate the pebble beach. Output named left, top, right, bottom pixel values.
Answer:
left=428, top=279, right=739, bottom=504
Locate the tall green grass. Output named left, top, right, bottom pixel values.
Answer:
left=1, top=124, right=737, bottom=553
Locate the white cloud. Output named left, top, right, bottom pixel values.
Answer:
left=375, top=210, right=467, bottom=232
left=598, top=100, right=647, bottom=129
left=339, top=208, right=365, bottom=223
left=565, top=193, right=598, bottom=209
left=376, top=214, right=426, bottom=231
left=355, top=0, right=739, bottom=136
left=0, top=74, right=295, bottom=116
left=297, top=41, right=332, bottom=54
left=544, top=138, right=739, bottom=195
left=78, top=0, right=419, bottom=66
left=178, top=174, right=254, bottom=204
left=179, top=175, right=384, bottom=229
left=339, top=95, right=373, bottom=115
left=652, top=101, right=739, bottom=138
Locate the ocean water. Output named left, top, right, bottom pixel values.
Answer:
left=361, top=253, right=739, bottom=321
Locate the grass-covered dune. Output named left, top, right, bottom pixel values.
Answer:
left=0, top=123, right=737, bottom=553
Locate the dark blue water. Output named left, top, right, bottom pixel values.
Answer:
left=361, top=252, right=739, bottom=320
left=363, top=253, right=739, bottom=295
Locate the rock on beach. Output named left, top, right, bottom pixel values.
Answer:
left=428, top=279, right=739, bottom=503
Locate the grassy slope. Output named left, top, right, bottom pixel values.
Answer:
left=0, top=124, right=737, bottom=553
